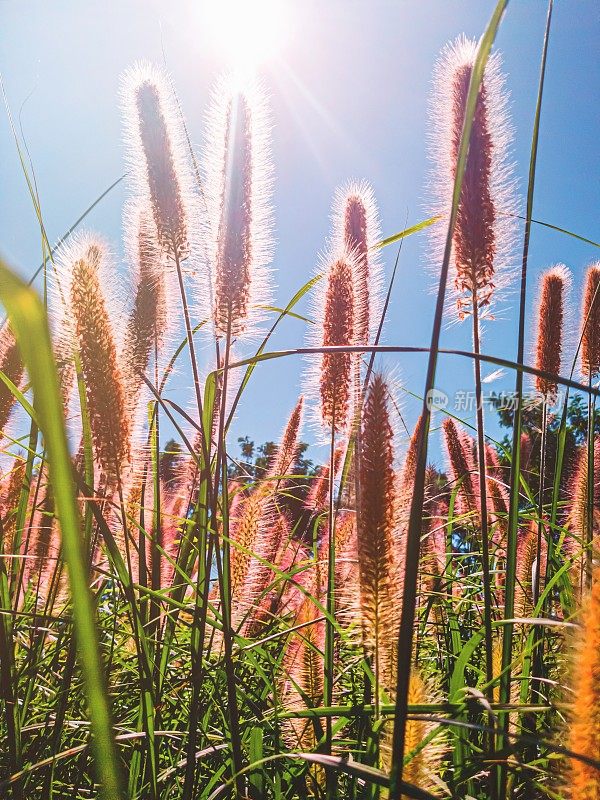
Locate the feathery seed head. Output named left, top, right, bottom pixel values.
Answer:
left=203, top=73, right=273, bottom=338
left=311, top=254, right=356, bottom=434
left=533, top=264, right=570, bottom=400
left=121, top=206, right=172, bottom=410
left=332, top=181, right=383, bottom=347
left=282, top=597, right=325, bottom=774
left=121, top=63, right=193, bottom=260
left=429, top=35, right=516, bottom=321
left=0, top=324, right=24, bottom=439
left=56, top=234, right=132, bottom=483
left=304, top=445, right=344, bottom=512
left=266, top=397, right=303, bottom=484
left=566, top=439, right=600, bottom=597
left=442, top=417, right=479, bottom=521
left=398, top=414, right=425, bottom=514
left=514, top=520, right=548, bottom=618
left=357, top=374, right=399, bottom=685
left=566, top=572, right=600, bottom=798
left=580, top=262, right=600, bottom=379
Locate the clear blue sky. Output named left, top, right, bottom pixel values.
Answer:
left=1, top=1, right=599, bottom=466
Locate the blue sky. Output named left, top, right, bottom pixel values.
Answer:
left=1, top=0, right=599, bottom=466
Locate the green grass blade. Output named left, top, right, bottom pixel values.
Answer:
left=388, top=4, right=510, bottom=797
left=376, top=215, right=440, bottom=249
left=0, top=254, right=123, bottom=800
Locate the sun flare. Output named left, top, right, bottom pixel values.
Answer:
left=201, top=0, right=289, bottom=75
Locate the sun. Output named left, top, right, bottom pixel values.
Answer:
left=201, top=0, right=289, bottom=76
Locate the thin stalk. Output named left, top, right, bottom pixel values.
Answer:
left=471, top=298, right=494, bottom=690
left=471, top=296, right=497, bottom=799
left=172, top=248, right=207, bottom=465
left=533, top=401, right=548, bottom=608
left=0, top=513, right=22, bottom=800
left=586, top=374, right=595, bottom=590
left=324, top=407, right=337, bottom=798
left=216, top=320, right=245, bottom=798
left=149, top=342, right=162, bottom=642
left=520, top=400, right=548, bottom=758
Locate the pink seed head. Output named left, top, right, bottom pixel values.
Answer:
left=203, top=74, right=273, bottom=340
left=533, top=264, right=570, bottom=399
left=121, top=63, right=193, bottom=261
left=429, top=36, right=517, bottom=321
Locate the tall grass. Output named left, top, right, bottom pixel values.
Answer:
left=1, top=2, right=600, bottom=799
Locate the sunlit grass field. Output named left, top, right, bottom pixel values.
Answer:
left=1, top=1, right=599, bottom=799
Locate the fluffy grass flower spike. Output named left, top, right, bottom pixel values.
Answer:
left=54, top=234, right=132, bottom=486
left=121, top=62, right=196, bottom=261
left=0, top=324, right=24, bottom=441
left=533, top=264, right=570, bottom=401
left=332, top=180, right=383, bottom=348
left=429, top=35, right=516, bottom=321
left=580, top=262, right=600, bottom=380
left=566, top=571, right=600, bottom=800
left=307, top=252, right=357, bottom=436
left=357, top=374, right=399, bottom=692
left=203, top=73, right=273, bottom=339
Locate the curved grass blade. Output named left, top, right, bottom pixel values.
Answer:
left=0, top=254, right=123, bottom=800
left=376, top=215, right=441, bottom=249
left=388, top=4, right=510, bottom=797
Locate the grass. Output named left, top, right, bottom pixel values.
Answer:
left=1, top=1, right=600, bottom=798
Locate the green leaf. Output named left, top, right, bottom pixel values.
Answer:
left=376, top=215, right=441, bottom=249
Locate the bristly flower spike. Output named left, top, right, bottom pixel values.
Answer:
left=0, top=324, right=24, bottom=441
left=120, top=62, right=196, bottom=262
left=442, top=417, right=479, bottom=522
left=203, top=73, right=273, bottom=339
left=54, top=234, right=132, bottom=485
left=121, top=205, right=174, bottom=417
left=356, top=373, right=399, bottom=691
left=332, top=181, right=383, bottom=348
left=580, top=262, right=600, bottom=380
left=533, top=264, right=570, bottom=401
left=429, top=35, right=517, bottom=321
left=566, top=571, right=600, bottom=798
left=307, top=252, right=357, bottom=436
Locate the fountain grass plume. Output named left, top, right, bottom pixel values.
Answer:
left=332, top=180, right=383, bottom=347
left=120, top=62, right=197, bottom=262
left=579, top=262, right=600, bottom=379
left=0, top=324, right=24, bottom=441
left=122, top=202, right=175, bottom=365
left=229, top=399, right=303, bottom=629
left=397, top=414, right=425, bottom=518
left=1, top=459, right=27, bottom=585
left=304, top=445, right=344, bottom=513
left=566, top=571, right=600, bottom=799
left=381, top=670, right=446, bottom=797
left=532, top=264, right=571, bottom=401
left=356, top=373, right=399, bottom=689
left=54, top=233, right=132, bottom=485
left=307, top=251, right=357, bottom=436
left=515, top=519, right=548, bottom=618
left=442, top=417, right=479, bottom=521
left=428, top=35, right=517, bottom=322
left=566, top=439, right=600, bottom=596
left=282, top=595, right=325, bottom=788
left=264, top=396, right=303, bottom=486
left=202, top=73, right=273, bottom=339
left=485, top=442, right=509, bottom=547
left=121, top=205, right=174, bottom=425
